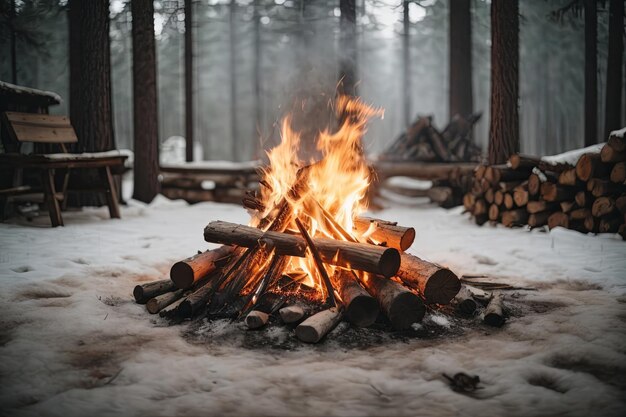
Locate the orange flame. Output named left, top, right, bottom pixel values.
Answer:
left=252, top=96, right=383, bottom=294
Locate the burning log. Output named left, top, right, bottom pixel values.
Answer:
left=146, top=289, right=185, bottom=314
left=396, top=253, right=461, bottom=304
left=178, top=276, right=220, bottom=318
left=279, top=305, right=305, bottom=323
left=352, top=216, right=415, bottom=251
left=452, top=285, right=478, bottom=315
left=170, top=246, right=235, bottom=289
left=332, top=270, right=378, bottom=327
left=361, top=274, right=425, bottom=329
left=483, top=292, right=505, bottom=327
left=133, top=279, right=176, bottom=304
left=204, top=221, right=401, bottom=278
left=295, top=307, right=343, bottom=343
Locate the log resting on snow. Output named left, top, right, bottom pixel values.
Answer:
left=295, top=307, right=343, bottom=343
left=146, top=289, right=185, bottom=314
left=361, top=274, right=425, bottom=329
left=170, top=246, right=235, bottom=290
left=352, top=216, right=416, bottom=251
left=133, top=279, right=177, bottom=304
left=396, top=253, right=460, bottom=304
left=484, top=292, right=505, bottom=327
left=452, top=285, right=478, bottom=315
left=204, top=221, right=401, bottom=277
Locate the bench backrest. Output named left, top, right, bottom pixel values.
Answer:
left=3, top=112, right=78, bottom=146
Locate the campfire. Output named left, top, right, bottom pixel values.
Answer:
left=134, top=97, right=502, bottom=343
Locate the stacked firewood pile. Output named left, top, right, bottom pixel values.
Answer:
left=463, top=131, right=626, bottom=239
left=159, top=163, right=260, bottom=204
left=426, top=166, right=476, bottom=208
left=133, top=216, right=511, bottom=343
left=380, top=114, right=482, bottom=163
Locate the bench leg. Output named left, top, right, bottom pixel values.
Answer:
left=42, top=169, right=63, bottom=227
left=101, top=166, right=121, bottom=219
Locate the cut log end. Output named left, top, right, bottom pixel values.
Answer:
left=387, top=291, right=425, bottom=330
left=380, top=248, right=402, bottom=278
left=279, top=305, right=305, bottom=323
left=169, top=262, right=195, bottom=290
left=400, top=228, right=416, bottom=252
left=484, top=293, right=505, bottom=327
left=345, top=295, right=379, bottom=328
left=245, top=311, right=269, bottom=329
left=423, top=269, right=462, bottom=305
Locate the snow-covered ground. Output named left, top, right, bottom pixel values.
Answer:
left=1, top=197, right=625, bottom=417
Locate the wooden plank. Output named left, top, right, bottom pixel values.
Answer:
left=10, top=125, right=77, bottom=144
left=101, top=166, right=121, bottom=219
left=5, top=112, right=71, bottom=128
left=0, top=155, right=127, bottom=169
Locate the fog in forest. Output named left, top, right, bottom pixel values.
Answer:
left=0, top=0, right=621, bottom=161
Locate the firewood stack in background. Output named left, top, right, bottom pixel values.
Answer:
left=380, top=114, right=483, bottom=163
left=463, top=129, right=626, bottom=240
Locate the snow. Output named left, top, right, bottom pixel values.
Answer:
left=385, top=176, right=433, bottom=190
left=610, top=127, right=626, bottom=138
left=0, top=80, right=62, bottom=104
left=160, top=160, right=262, bottom=171
left=1, top=198, right=625, bottom=416
left=43, top=149, right=134, bottom=167
left=541, top=143, right=604, bottom=166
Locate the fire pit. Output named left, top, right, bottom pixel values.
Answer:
left=133, top=97, right=504, bottom=343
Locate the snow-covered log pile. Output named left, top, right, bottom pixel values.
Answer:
left=380, top=114, right=483, bottom=163
left=464, top=129, right=626, bottom=239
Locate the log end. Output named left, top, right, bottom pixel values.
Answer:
left=345, top=295, right=379, bottom=327
left=245, top=311, right=269, bottom=329
left=133, top=286, right=145, bottom=304
left=423, top=269, right=461, bottom=305
left=456, top=299, right=478, bottom=316
left=146, top=298, right=160, bottom=314
left=279, top=306, right=305, bottom=323
left=380, top=248, right=401, bottom=278
left=178, top=299, right=193, bottom=319
left=170, top=262, right=194, bottom=290
left=400, top=228, right=416, bottom=252
left=388, top=291, right=425, bottom=330
left=484, top=312, right=505, bottom=327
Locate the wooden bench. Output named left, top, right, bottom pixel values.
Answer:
left=0, top=112, right=128, bottom=227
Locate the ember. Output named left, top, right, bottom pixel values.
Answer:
left=133, top=97, right=481, bottom=343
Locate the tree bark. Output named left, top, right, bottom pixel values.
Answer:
left=229, top=0, right=239, bottom=161
left=488, top=0, right=519, bottom=164
left=584, top=0, right=597, bottom=146
left=449, top=0, right=473, bottom=120
left=352, top=216, right=415, bottom=251
left=170, top=246, right=235, bottom=290
left=604, top=0, right=624, bottom=140
left=295, top=307, right=343, bottom=343
left=68, top=0, right=115, bottom=206
left=185, top=0, right=194, bottom=162
left=338, top=0, right=358, bottom=97
left=133, top=279, right=176, bottom=304
left=396, top=253, right=460, bottom=304
left=131, top=0, right=160, bottom=203
left=403, top=0, right=411, bottom=126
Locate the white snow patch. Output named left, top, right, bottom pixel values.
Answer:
left=542, top=143, right=604, bottom=166
left=609, top=126, right=626, bottom=138
left=0, top=201, right=625, bottom=416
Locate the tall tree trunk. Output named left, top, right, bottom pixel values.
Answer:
left=604, top=0, right=624, bottom=140
left=253, top=0, right=262, bottom=158
left=338, top=0, right=357, bottom=97
left=488, top=0, right=519, bottom=165
left=68, top=0, right=115, bottom=206
left=185, top=0, right=194, bottom=162
left=584, top=0, right=598, bottom=146
left=131, top=0, right=159, bottom=203
left=449, top=0, right=473, bottom=119
left=402, top=0, right=411, bottom=126
left=230, top=0, right=239, bottom=161
left=10, top=0, right=17, bottom=84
